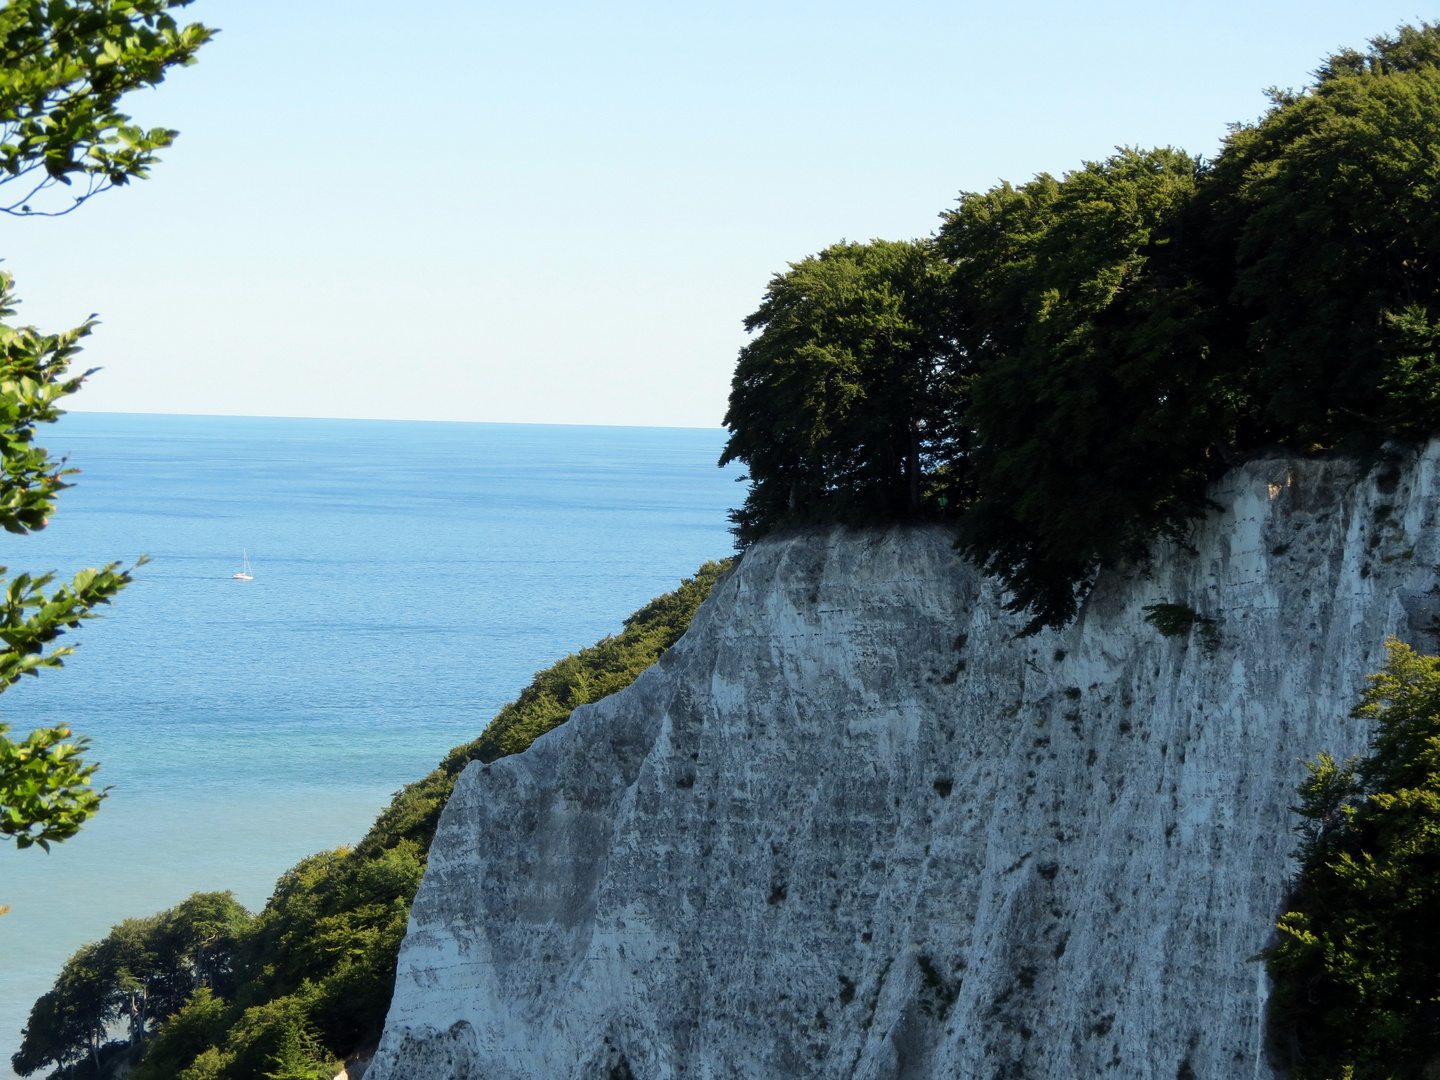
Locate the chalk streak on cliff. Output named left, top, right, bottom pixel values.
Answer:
left=370, top=448, right=1440, bottom=1080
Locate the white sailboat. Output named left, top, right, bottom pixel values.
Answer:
left=232, top=550, right=253, bottom=581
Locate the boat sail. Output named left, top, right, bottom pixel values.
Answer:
left=233, top=550, right=253, bottom=581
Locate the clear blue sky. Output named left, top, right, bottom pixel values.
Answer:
left=1, top=1, right=1429, bottom=427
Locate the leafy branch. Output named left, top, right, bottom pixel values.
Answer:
left=0, top=0, right=213, bottom=216
left=0, top=556, right=144, bottom=849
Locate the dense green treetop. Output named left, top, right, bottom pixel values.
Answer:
left=12, top=891, right=250, bottom=1079
left=720, top=241, right=956, bottom=544
left=939, top=146, right=1221, bottom=630
left=1212, top=30, right=1440, bottom=448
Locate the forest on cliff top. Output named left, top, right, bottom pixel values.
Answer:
left=721, top=21, right=1440, bottom=632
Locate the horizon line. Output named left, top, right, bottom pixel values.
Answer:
left=62, top=408, right=728, bottom=434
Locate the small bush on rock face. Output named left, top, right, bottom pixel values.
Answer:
left=1265, top=639, right=1440, bottom=1080
left=1143, top=604, right=1202, bottom=638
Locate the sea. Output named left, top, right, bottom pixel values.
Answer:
left=0, top=413, right=742, bottom=1076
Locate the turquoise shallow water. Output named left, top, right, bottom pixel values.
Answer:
left=0, top=413, right=740, bottom=1076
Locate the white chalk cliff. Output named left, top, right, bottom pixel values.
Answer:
left=369, top=446, right=1440, bottom=1080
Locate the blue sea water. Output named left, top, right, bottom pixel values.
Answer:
left=0, top=413, right=741, bottom=1076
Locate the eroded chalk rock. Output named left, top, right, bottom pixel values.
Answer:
left=370, top=446, right=1440, bottom=1080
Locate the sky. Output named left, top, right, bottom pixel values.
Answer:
left=0, top=1, right=1429, bottom=428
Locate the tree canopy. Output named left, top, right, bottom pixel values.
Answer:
left=12, top=891, right=250, bottom=1078
left=938, top=146, right=1223, bottom=630
left=719, top=240, right=957, bottom=544
left=721, top=20, right=1440, bottom=632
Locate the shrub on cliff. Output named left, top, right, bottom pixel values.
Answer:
left=1264, top=639, right=1440, bottom=1080
left=722, top=21, right=1440, bottom=632
left=15, top=560, right=731, bottom=1080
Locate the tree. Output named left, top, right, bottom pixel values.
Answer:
left=12, top=891, right=250, bottom=1077
left=939, top=146, right=1227, bottom=632
left=0, top=0, right=213, bottom=853
left=719, top=239, right=957, bottom=544
left=720, top=22, right=1440, bottom=634
left=1263, top=640, right=1440, bottom=1080
left=1208, top=20, right=1440, bottom=451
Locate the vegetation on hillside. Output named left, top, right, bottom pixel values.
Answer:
left=10, top=893, right=250, bottom=1078
left=1264, top=640, right=1440, bottom=1080
left=12, top=560, right=730, bottom=1080
left=722, top=21, right=1440, bottom=632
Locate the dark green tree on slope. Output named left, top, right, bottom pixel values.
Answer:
left=937, top=145, right=1227, bottom=631
left=11, top=892, right=249, bottom=1078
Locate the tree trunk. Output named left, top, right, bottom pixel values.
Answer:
left=129, top=984, right=149, bottom=1050
left=907, top=419, right=921, bottom=515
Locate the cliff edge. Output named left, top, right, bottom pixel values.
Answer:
left=369, top=446, right=1440, bottom=1080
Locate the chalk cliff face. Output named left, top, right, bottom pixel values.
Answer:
left=369, top=446, right=1440, bottom=1080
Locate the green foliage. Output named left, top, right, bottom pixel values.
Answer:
left=261, top=1019, right=333, bottom=1080
left=721, top=21, right=1440, bottom=632
left=0, top=287, right=146, bottom=848
left=719, top=241, right=958, bottom=544
left=940, top=147, right=1225, bottom=631
left=0, top=277, right=93, bottom=534
left=11, top=892, right=251, bottom=1077
left=1264, top=640, right=1440, bottom=1079
left=0, top=0, right=214, bottom=216
left=0, top=268, right=146, bottom=852
left=167, top=993, right=335, bottom=1080
left=1210, top=20, right=1440, bottom=449
left=0, top=722, right=100, bottom=849
left=37, top=562, right=731, bottom=1077
left=1142, top=603, right=1202, bottom=638
left=130, top=988, right=228, bottom=1080
left=0, top=0, right=212, bottom=851
left=230, top=842, right=421, bottom=1057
